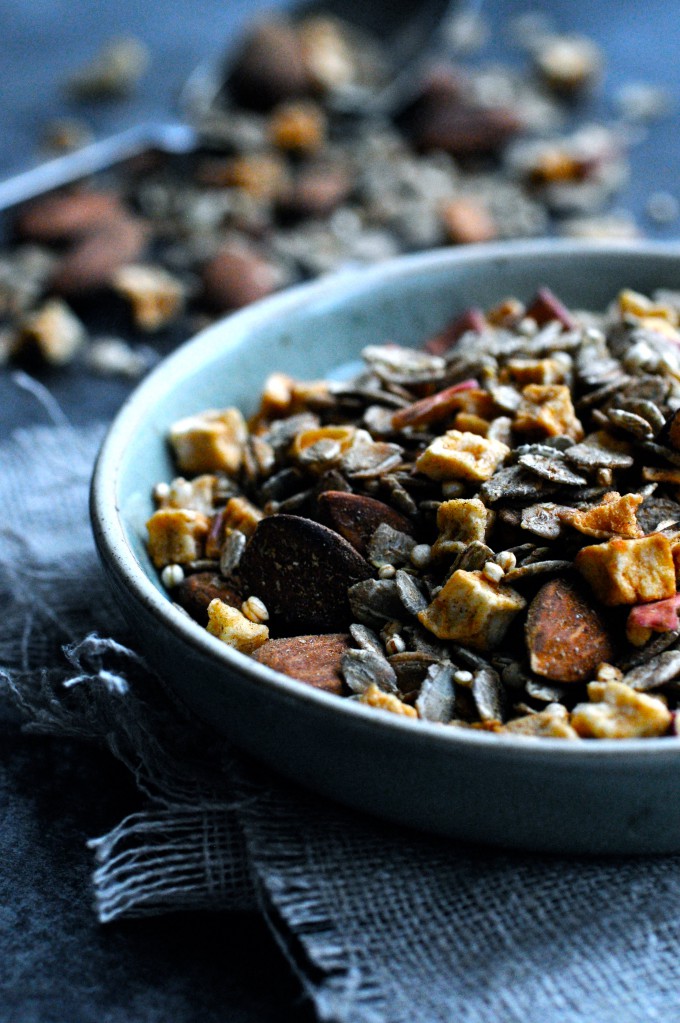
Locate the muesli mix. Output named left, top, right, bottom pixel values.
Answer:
left=148, top=286, right=680, bottom=739
left=0, top=10, right=662, bottom=373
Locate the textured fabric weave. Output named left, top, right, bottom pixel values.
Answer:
left=2, top=419, right=680, bottom=1023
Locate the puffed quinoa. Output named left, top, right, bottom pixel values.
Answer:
left=149, top=284, right=680, bottom=739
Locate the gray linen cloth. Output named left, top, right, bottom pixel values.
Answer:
left=3, top=414, right=680, bottom=1023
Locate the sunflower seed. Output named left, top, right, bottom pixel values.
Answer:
left=521, top=503, right=568, bottom=539
left=416, top=663, right=456, bottom=722
left=519, top=453, right=588, bottom=486
left=621, top=650, right=680, bottom=691
left=348, top=578, right=405, bottom=627
left=395, top=568, right=429, bottom=615
left=525, top=679, right=570, bottom=703
left=342, top=647, right=398, bottom=694
left=472, top=666, right=507, bottom=722
left=349, top=622, right=384, bottom=654
left=503, top=560, right=573, bottom=583
left=607, top=407, right=654, bottom=439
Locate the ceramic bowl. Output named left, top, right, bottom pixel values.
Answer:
left=91, top=239, right=680, bottom=854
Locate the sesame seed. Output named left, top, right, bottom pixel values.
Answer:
left=161, top=563, right=184, bottom=588
left=483, top=561, right=505, bottom=583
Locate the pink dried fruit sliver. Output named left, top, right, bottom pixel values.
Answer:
left=627, top=593, right=680, bottom=634
left=525, top=287, right=576, bottom=329
left=424, top=307, right=486, bottom=355
left=391, top=379, right=479, bottom=430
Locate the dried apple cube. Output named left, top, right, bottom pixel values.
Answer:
left=416, top=430, right=509, bottom=482
left=558, top=491, right=643, bottom=539
left=571, top=681, right=672, bottom=739
left=169, top=408, right=247, bottom=475
left=418, top=569, right=526, bottom=650
left=514, top=384, right=584, bottom=440
left=359, top=683, right=417, bottom=718
left=206, top=598, right=269, bottom=653
left=146, top=508, right=210, bottom=568
left=575, top=533, right=676, bottom=606
left=432, top=498, right=491, bottom=559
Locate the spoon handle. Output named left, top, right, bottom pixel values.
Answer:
left=0, top=122, right=198, bottom=212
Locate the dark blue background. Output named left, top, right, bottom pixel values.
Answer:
left=1, top=1, right=679, bottom=1020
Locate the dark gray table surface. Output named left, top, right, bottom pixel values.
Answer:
left=1, top=1, right=679, bottom=1020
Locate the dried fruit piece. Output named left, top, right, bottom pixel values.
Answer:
left=423, top=307, right=486, bottom=356
left=112, top=263, right=185, bottom=332
left=358, top=683, right=417, bottom=718
left=253, top=633, right=349, bottom=693
left=416, top=430, right=510, bottom=482
left=317, top=491, right=413, bottom=557
left=390, top=379, right=479, bottom=430
left=571, top=681, right=672, bottom=739
left=626, top=593, right=680, bottom=646
left=240, top=514, right=372, bottom=632
left=526, top=579, right=614, bottom=683
left=418, top=569, right=526, bottom=650
left=514, top=384, right=584, bottom=440
left=206, top=598, right=269, bottom=653
left=146, top=508, right=210, bottom=568
left=558, top=492, right=644, bottom=539
left=269, top=100, right=326, bottom=152
left=431, top=497, right=491, bottom=558
left=15, top=190, right=123, bottom=242
left=169, top=408, right=248, bottom=475
left=502, top=704, right=580, bottom=738
left=576, top=533, right=676, bottom=606
left=51, top=216, right=148, bottom=295
left=12, top=298, right=85, bottom=366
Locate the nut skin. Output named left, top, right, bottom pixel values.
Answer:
left=173, top=572, right=244, bottom=627
left=239, top=513, right=373, bottom=633
left=227, top=19, right=312, bottom=111
left=50, top=216, right=148, bottom=295
left=525, top=578, right=615, bottom=683
left=317, top=491, right=414, bottom=557
left=252, top=633, right=350, bottom=693
left=202, top=247, right=281, bottom=311
left=15, top=190, right=124, bottom=242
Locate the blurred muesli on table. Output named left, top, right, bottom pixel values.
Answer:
left=0, top=7, right=671, bottom=377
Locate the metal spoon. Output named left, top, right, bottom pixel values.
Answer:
left=0, top=0, right=457, bottom=211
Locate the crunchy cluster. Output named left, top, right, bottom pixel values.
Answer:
left=148, top=285, right=680, bottom=739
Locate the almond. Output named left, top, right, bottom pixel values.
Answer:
left=252, top=633, right=350, bottom=693
left=50, top=216, right=148, bottom=295
left=525, top=287, right=576, bottom=329
left=317, top=491, right=414, bottom=556
left=173, top=572, right=243, bottom=627
left=202, top=247, right=282, bottom=311
left=239, top=513, right=372, bottom=632
left=525, top=578, right=614, bottom=683
left=441, top=197, right=498, bottom=245
left=15, top=190, right=124, bottom=242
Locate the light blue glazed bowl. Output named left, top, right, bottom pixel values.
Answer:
left=92, top=239, right=680, bottom=854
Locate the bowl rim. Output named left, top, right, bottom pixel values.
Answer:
left=91, top=237, right=680, bottom=762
